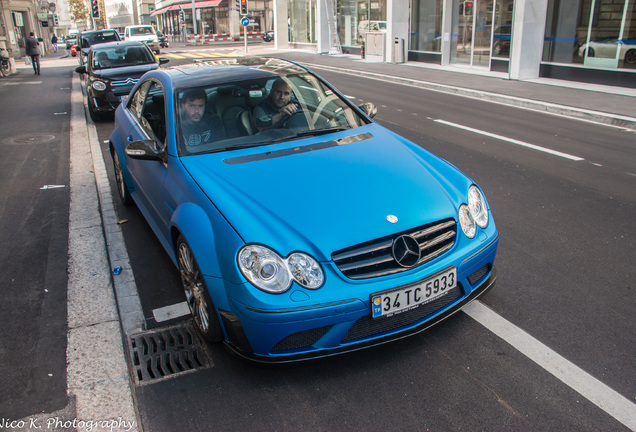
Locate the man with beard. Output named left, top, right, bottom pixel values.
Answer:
left=180, top=88, right=226, bottom=148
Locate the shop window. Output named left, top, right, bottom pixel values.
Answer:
left=544, top=0, right=636, bottom=70
left=410, top=0, right=443, bottom=52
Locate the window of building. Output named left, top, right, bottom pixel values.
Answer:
left=544, top=0, right=636, bottom=70
left=289, top=0, right=317, bottom=44
left=410, top=0, right=443, bottom=52
left=337, top=0, right=386, bottom=48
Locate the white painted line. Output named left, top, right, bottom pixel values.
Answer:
left=434, top=119, right=585, bottom=161
left=463, top=301, right=636, bottom=431
left=153, top=301, right=190, bottom=322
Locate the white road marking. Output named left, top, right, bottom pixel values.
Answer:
left=435, top=119, right=585, bottom=161
left=153, top=301, right=190, bottom=322
left=464, top=301, right=636, bottom=431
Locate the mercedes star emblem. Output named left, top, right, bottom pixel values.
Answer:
left=392, top=235, right=421, bottom=268
left=386, top=215, right=398, bottom=223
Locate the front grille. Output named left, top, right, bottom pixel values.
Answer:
left=342, top=285, right=462, bottom=342
left=332, top=219, right=456, bottom=280
left=111, top=77, right=139, bottom=87
left=271, top=326, right=332, bottom=352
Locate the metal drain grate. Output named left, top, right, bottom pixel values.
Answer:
left=129, top=323, right=210, bottom=384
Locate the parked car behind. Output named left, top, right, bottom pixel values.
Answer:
left=76, top=29, right=121, bottom=66
left=75, top=41, right=169, bottom=121
left=108, top=57, right=499, bottom=363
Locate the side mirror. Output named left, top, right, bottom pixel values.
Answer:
left=358, top=102, right=378, bottom=119
left=125, top=140, right=165, bottom=162
left=158, top=57, right=170, bottom=65
left=75, top=65, right=86, bottom=74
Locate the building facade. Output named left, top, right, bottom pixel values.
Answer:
left=276, top=0, right=636, bottom=87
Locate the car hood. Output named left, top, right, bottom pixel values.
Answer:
left=180, top=125, right=470, bottom=261
left=91, top=63, right=158, bottom=80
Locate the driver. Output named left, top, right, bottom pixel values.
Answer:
left=180, top=88, right=226, bottom=147
left=253, top=79, right=299, bottom=131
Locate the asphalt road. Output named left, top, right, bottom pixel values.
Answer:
left=90, top=50, right=635, bottom=430
left=0, top=61, right=71, bottom=420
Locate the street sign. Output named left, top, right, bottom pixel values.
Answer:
left=241, top=17, right=249, bottom=26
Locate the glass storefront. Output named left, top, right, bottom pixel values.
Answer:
left=451, top=0, right=494, bottom=67
left=336, top=0, right=386, bottom=48
left=544, top=0, right=636, bottom=70
left=410, top=0, right=443, bottom=52
left=289, top=0, right=317, bottom=44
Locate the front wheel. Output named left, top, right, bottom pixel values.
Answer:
left=625, top=49, right=636, bottom=64
left=177, top=235, right=224, bottom=342
left=112, top=150, right=133, bottom=206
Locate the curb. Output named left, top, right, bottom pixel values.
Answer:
left=302, top=62, right=636, bottom=130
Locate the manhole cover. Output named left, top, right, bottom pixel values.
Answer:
left=5, top=134, right=56, bottom=145
left=129, top=322, right=211, bottom=385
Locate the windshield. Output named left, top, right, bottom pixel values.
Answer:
left=177, top=72, right=368, bottom=156
left=92, top=46, right=155, bottom=70
left=130, top=27, right=155, bottom=36
left=81, top=31, right=119, bottom=48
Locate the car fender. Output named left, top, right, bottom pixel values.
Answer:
left=170, top=202, right=245, bottom=287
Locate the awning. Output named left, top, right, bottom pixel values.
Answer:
left=151, top=0, right=222, bottom=16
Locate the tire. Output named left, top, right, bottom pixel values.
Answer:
left=587, top=47, right=595, bottom=57
left=177, top=235, right=224, bottom=343
left=625, top=49, right=636, bottom=64
left=112, top=150, right=134, bottom=206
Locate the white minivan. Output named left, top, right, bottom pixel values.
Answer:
left=124, top=25, right=160, bottom=54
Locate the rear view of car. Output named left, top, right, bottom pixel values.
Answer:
left=124, top=25, right=161, bottom=54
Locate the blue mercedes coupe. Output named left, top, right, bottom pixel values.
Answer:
left=109, top=57, right=498, bottom=362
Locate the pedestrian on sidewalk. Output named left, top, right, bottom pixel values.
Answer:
left=26, top=32, right=40, bottom=75
left=51, top=34, right=58, bottom=53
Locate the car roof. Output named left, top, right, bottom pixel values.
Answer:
left=159, top=57, right=309, bottom=88
left=90, top=40, right=150, bottom=51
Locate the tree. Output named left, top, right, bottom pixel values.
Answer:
left=69, top=0, right=89, bottom=26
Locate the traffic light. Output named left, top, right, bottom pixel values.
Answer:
left=91, top=0, right=99, bottom=18
left=460, top=1, right=473, bottom=16
left=179, top=10, right=185, bottom=22
left=53, top=14, right=59, bottom=26
left=240, top=0, right=248, bottom=15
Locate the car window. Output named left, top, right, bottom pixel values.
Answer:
left=140, top=82, right=167, bottom=145
left=92, top=46, right=155, bottom=70
left=130, top=27, right=155, bottom=36
left=128, top=81, right=151, bottom=120
left=127, top=80, right=167, bottom=145
left=176, top=73, right=368, bottom=156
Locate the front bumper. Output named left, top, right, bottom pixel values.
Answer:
left=218, top=236, right=499, bottom=363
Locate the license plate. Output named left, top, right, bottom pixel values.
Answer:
left=371, top=267, right=457, bottom=319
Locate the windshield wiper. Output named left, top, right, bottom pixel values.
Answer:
left=267, top=127, right=349, bottom=143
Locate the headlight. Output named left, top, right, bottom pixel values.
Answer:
left=238, top=245, right=324, bottom=293
left=91, top=80, right=107, bottom=91
left=458, top=205, right=476, bottom=238
left=287, top=252, right=324, bottom=289
left=468, top=185, right=488, bottom=228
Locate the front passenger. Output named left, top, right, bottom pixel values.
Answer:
left=180, top=89, right=227, bottom=148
